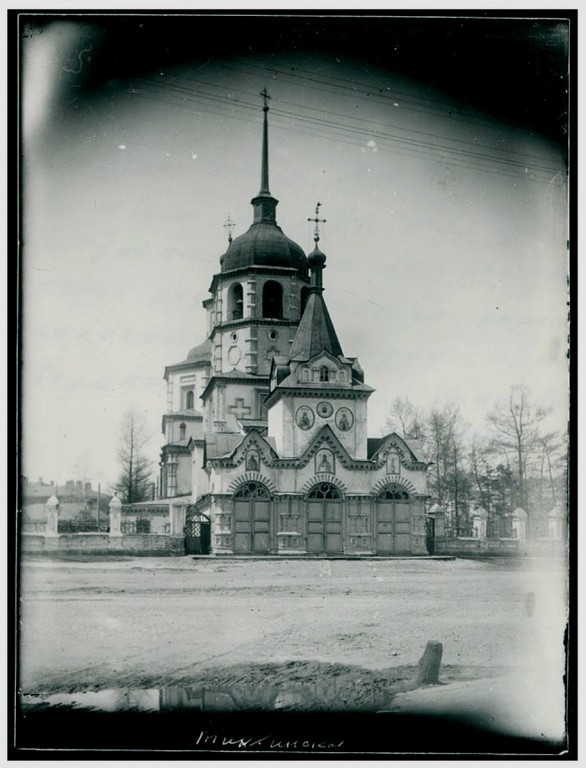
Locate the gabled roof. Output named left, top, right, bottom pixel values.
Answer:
left=289, top=290, right=343, bottom=361
left=367, top=437, right=386, bottom=460
left=204, top=429, right=279, bottom=463
left=204, top=433, right=244, bottom=461
left=270, top=374, right=374, bottom=396
left=402, top=437, right=427, bottom=462
left=368, top=433, right=428, bottom=463
left=162, top=410, right=204, bottom=420
left=237, top=419, right=268, bottom=435
left=201, top=370, right=269, bottom=401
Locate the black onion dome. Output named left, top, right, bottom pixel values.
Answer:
left=308, top=243, right=326, bottom=268
left=221, top=222, right=308, bottom=276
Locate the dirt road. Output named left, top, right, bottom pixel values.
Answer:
left=19, top=555, right=565, bottom=695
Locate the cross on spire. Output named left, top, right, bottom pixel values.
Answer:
left=224, top=214, right=235, bottom=244
left=307, top=202, right=326, bottom=243
left=260, top=87, right=271, bottom=112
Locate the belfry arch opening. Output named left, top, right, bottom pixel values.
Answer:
left=229, top=283, right=244, bottom=320
left=300, top=285, right=310, bottom=317
left=262, top=280, right=283, bottom=319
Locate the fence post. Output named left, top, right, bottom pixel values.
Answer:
left=44, top=495, right=60, bottom=537
left=109, top=494, right=122, bottom=537
left=415, top=640, right=443, bottom=685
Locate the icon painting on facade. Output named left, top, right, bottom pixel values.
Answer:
left=316, top=401, right=333, bottom=418
left=296, top=406, right=315, bottom=430
left=386, top=451, right=401, bottom=475
left=335, top=407, right=353, bottom=431
left=245, top=449, right=260, bottom=472
left=315, top=448, right=335, bottom=475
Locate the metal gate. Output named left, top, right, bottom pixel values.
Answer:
left=184, top=511, right=211, bottom=555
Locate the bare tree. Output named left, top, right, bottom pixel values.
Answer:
left=487, top=385, right=549, bottom=516
left=114, top=410, right=153, bottom=504
left=384, top=396, right=426, bottom=438
left=426, top=403, right=467, bottom=534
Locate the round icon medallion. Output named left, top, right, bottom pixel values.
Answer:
left=335, top=407, right=353, bottom=431
left=295, top=406, right=315, bottom=430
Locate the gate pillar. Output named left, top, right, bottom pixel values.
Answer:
left=109, top=494, right=122, bottom=537
left=44, top=495, right=60, bottom=538
left=170, top=499, right=188, bottom=535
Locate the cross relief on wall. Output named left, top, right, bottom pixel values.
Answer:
left=228, top=398, right=252, bottom=419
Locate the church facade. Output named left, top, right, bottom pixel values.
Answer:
left=159, top=96, right=430, bottom=556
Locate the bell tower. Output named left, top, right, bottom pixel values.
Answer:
left=201, top=91, right=310, bottom=433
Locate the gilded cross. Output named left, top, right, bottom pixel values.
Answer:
left=224, top=214, right=235, bottom=244
left=307, top=202, right=326, bottom=242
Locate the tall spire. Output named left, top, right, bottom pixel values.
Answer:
left=289, top=202, right=342, bottom=361
left=251, top=88, right=279, bottom=225
left=259, top=87, right=271, bottom=195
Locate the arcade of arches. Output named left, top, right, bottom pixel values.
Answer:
left=226, top=481, right=419, bottom=555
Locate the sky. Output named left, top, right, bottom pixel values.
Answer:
left=19, top=12, right=570, bottom=492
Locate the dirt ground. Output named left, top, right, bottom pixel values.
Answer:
left=17, top=554, right=567, bottom=739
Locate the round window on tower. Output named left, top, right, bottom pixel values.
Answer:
left=268, top=330, right=278, bottom=341
left=230, top=331, right=238, bottom=343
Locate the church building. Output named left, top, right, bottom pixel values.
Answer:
left=160, top=94, right=430, bottom=556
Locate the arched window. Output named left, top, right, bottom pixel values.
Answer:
left=179, top=422, right=186, bottom=440
left=229, top=283, right=243, bottom=320
left=234, top=481, right=271, bottom=499
left=307, top=483, right=341, bottom=500
left=185, top=390, right=195, bottom=410
left=319, top=366, right=330, bottom=382
left=300, top=286, right=310, bottom=317
left=378, top=484, right=410, bottom=500
left=262, top=281, right=283, bottom=319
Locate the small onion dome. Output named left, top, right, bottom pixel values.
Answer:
left=186, top=338, right=212, bottom=364
left=220, top=222, right=308, bottom=275
left=46, top=495, right=59, bottom=509
left=308, top=243, right=326, bottom=269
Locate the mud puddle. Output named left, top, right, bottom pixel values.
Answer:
left=20, top=660, right=504, bottom=713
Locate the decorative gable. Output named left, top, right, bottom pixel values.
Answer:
left=296, top=350, right=351, bottom=386
left=214, top=429, right=278, bottom=469
left=371, top=433, right=429, bottom=471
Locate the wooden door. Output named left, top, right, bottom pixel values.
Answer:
left=306, top=497, right=343, bottom=554
left=375, top=492, right=412, bottom=554
left=233, top=491, right=271, bottom=553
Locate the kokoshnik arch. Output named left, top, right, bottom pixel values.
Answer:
left=159, top=91, right=431, bottom=556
